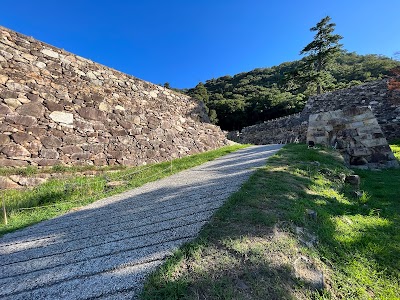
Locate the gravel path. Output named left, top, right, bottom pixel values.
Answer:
left=0, top=144, right=282, bottom=299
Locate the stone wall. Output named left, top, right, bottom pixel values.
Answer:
left=237, top=78, right=400, bottom=144
left=307, top=107, right=398, bottom=169
left=304, top=79, right=400, bottom=141
left=237, top=113, right=308, bottom=144
left=0, top=26, right=228, bottom=168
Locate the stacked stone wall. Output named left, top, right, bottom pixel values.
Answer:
left=238, top=79, right=400, bottom=144
left=0, top=26, right=228, bottom=168
left=238, top=113, right=308, bottom=144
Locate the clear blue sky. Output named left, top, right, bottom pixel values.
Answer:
left=1, top=0, right=399, bottom=88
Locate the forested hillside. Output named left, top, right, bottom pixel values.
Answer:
left=186, top=52, right=399, bottom=131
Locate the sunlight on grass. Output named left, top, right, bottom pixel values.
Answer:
left=0, top=144, right=249, bottom=236
left=141, top=142, right=400, bottom=300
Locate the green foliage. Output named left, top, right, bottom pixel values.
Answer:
left=300, top=16, right=343, bottom=94
left=185, top=53, right=398, bottom=131
left=0, top=144, right=249, bottom=236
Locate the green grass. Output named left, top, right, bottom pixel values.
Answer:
left=141, top=143, right=400, bottom=300
left=390, top=139, right=400, bottom=161
left=0, top=144, right=248, bottom=236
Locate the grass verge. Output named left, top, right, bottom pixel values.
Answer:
left=0, top=144, right=248, bottom=236
left=141, top=142, right=400, bottom=300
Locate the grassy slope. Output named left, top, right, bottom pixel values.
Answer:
left=141, top=143, right=400, bottom=300
left=0, top=144, right=248, bottom=236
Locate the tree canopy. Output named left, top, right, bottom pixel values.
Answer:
left=300, top=16, right=343, bottom=94
left=185, top=52, right=399, bottom=131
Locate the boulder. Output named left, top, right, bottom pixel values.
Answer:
left=0, top=176, right=20, bottom=190
left=16, top=102, right=45, bottom=118
left=1, top=144, right=30, bottom=158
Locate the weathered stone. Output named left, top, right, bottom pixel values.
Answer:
left=71, top=152, right=90, bottom=160
left=37, top=159, right=60, bottom=166
left=16, top=102, right=45, bottom=118
left=1, top=143, right=30, bottom=158
left=41, top=48, right=59, bottom=59
left=15, top=176, right=47, bottom=187
left=0, top=25, right=228, bottom=169
left=44, top=100, right=63, bottom=112
left=114, top=105, right=125, bottom=111
left=11, top=132, right=34, bottom=144
left=40, top=148, right=59, bottom=159
left=0, top=134, right=11, bottom=145
left=41, top=136, right=62, bottom=148
left=345, top=175, right=361, bottom=187
left=4, top=98, right=22, bottom=109
left=0, top=74, right=8, bottom=84
left=60, top=145, right=83, bottom=155
left=98, top=102, right=110, bottom=112
left=0, top=176, right=20, bottom=189
left=77, top=107, right=106, bottom=121
left=0, top=104, right=12, bottom=115
left=36, top=61, right=46, bottom=69
left=0, top=159, right=28, bottom=167
left=49, top=111, right=73, bottom=125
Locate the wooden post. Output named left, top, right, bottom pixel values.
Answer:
left=2, top=196, right=8, bottom=225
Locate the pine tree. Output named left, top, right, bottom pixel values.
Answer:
left=300, top=16, right=343, bottom=94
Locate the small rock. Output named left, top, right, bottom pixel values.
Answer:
left=105, top=181, right=125, bottom=188
left=345, top=175, right=360, bottom=187
left=306, top=209, right=317, bottom=220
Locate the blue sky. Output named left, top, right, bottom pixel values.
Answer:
left=1, top=1, right=399, bottom=88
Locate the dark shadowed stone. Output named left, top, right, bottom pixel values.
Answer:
left=350, top=156, right=368, bottom=166
left=345, top=175, right=361, bottom=186
left=110, top=128, right=128, bottom=136
left=40, top=148, right=59, bottom=159
left=71, top=152, right=91, bottom=160
left=41, top=136, right=62, bottom=148
left=16, top=102, right=45, bottom=118
left=5, top=114, right=37, bottom=127
left=11, top=132, right=35, bottom=144
left=26, top=93, right=40, bottom=102
left=77, top=107, right=106, bottom=121
left=1, top=143, right=30, bottom=157
left=0, top=104, right=12, bottom=115
left=44, top=100, right=63, bottom=112
left=117, top=119, right=133, bottom=130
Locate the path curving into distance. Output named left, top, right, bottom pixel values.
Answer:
left=0, top=144, right=283, bottom=300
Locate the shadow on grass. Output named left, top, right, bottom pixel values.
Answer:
left=141, top=144, right=400, bottom=299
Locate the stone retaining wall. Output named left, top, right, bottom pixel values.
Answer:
left=237, top=79, right=400, bottom=144
left=0, top=26, right=228, bottom=168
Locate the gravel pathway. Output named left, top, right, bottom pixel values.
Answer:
left=0, top=144, right=282, bottom=299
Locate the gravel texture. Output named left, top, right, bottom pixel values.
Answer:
left=0, top=145, right=282, bottom=299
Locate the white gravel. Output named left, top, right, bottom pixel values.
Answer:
left=0, top=144, right=282, bottom=299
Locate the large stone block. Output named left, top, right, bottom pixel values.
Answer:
left=1, top=143, right=30, bottom=158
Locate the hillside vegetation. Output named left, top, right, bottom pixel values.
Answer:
left=186, top=52, right=399, bottom=131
